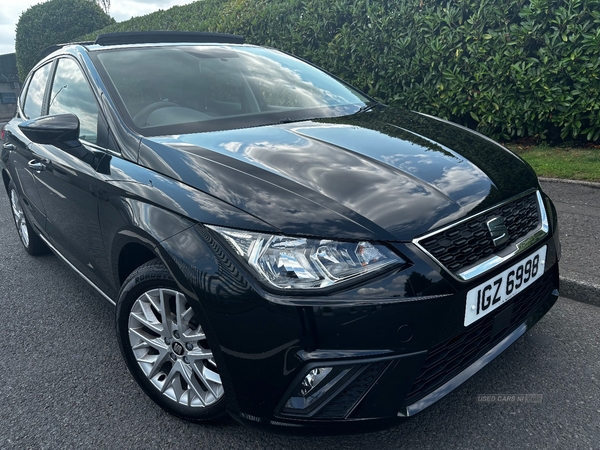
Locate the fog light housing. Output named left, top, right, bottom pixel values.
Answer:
left=281, top=365, right=358, bottom=416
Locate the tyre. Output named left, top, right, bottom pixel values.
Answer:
left=116, top=259, right=227, bottom=422
left=8, top=181, right=48, bottom=255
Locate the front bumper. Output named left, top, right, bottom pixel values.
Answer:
left=162, top=220, right=560, bottom=432
left=233, top=265, right=558, bottom=430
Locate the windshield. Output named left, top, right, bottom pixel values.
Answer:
left=92, top=45, right=371, bottom=136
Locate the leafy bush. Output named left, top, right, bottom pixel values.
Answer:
left=15, top=0, right=114, bottom=80
left=82, top=0, right=600, bottom=142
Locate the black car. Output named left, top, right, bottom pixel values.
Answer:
left=1, top=31, right=560, bottom=431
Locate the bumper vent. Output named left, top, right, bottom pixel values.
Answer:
left=418, top=192, right=540, bottom=274
left=404, top=268, right=556, bottom=405
left=313, top=361, right=388, bottom=419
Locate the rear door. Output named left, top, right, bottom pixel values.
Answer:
left=3, top=62, right=54, bottom=231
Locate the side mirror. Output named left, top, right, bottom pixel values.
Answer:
left=18, top=114, right=80, bottom=145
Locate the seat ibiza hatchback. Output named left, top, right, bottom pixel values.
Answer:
left=0, top=31, right=560, bottom=431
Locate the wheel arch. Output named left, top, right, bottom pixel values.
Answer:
left=117, top=241, right=157, bottom=286
left=111, top=225, right=199, bottom=303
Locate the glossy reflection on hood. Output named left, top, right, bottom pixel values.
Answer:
left=291, top=122, right=491, bottom=210
left=144, top=108, right=538, bottom=241
left=174, top=148, right=381, bottom=239
left=213, top=127, right=458, bottom=235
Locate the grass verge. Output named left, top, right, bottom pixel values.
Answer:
left=507, top=144, right=600, bottom=182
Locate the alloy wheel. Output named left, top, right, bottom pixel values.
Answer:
left=10, top=188, right=29, bottom=248
left=127, top=288, right=224, bottom=407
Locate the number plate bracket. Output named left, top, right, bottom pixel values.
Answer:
left=464, top=246, right=547, bottom=327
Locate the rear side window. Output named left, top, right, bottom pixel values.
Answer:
left=23, top=63, right=52, bottom=119
left=49, top=58, right=99, bottom=144
left=18, top=77, right=31, bottom=113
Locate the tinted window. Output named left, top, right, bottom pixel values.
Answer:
left=23, top=63, right=52, bottom=119
left=94, top=46, right=370, bottom=135
left=18, top=77, right=31, bottom=112
left=49, top=58, right=98, bottom=144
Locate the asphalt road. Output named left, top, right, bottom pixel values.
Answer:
left=1, top=185, right=599, bottom=449
left=540, top=181, right=600, bottom=284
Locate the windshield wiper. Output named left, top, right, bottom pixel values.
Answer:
left=356, top=102, right=382, bottom=114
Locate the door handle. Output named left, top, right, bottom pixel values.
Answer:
left=28, top=159, right=49, bottom=172
left=2, top=142, right=15, bottom=151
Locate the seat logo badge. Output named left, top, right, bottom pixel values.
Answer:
left=172, top=342, right=184, bottom=356
left=487, top=216, right=509, bottom=247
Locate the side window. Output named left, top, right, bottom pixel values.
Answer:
left=23, top=63, right=52, bottom=119
left=49, top=58, right=99, bottom=144
left=18, top=77, right=30, bottom=110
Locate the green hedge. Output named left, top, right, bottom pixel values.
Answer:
left=16, top=0, right=115, bottom=80
left=82, top=0, right=600, bottom=142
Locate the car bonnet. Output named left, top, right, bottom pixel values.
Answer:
left=140, top=108, right=539, bottom=241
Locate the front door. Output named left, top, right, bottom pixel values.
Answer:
left=29, top=57, right=112, bottom=292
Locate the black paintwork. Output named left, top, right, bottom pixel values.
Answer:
left=0, top=41, right=560, bottom=432
left=142, top=107, right=538, bottom=241
left=19, top=113, right=80, bottom=145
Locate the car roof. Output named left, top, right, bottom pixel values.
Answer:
left=94, top=31, right=244, bottom=46
left=38, top=31, right=245, bottom=61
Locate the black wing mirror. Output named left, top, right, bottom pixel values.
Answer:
left=18, top=114, right=80, bottom=146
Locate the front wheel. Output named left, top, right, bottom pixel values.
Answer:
left=116, top=259, right=227, bottom=422
left=8, top=181, right=48, bottom=255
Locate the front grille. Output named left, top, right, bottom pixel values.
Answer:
left=419, top=192, right=539, bottom=274
left=404, top=269, right=555, bottom=405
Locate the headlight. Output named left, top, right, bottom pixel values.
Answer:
left=207, top=225, right=404, bottom=290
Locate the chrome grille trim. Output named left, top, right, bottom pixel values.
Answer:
left=413, top=190, right=548, bottom=282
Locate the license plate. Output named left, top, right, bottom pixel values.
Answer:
left=464, top=246, right=547, bottom=327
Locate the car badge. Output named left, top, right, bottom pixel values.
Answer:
left=487, top=216, right=509, bottom=247
left=172, top=342, right=184, bottom=356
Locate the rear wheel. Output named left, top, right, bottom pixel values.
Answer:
left=8, top=181, right=48, bottom=255
left=116, top=259, right=226, bottom=422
